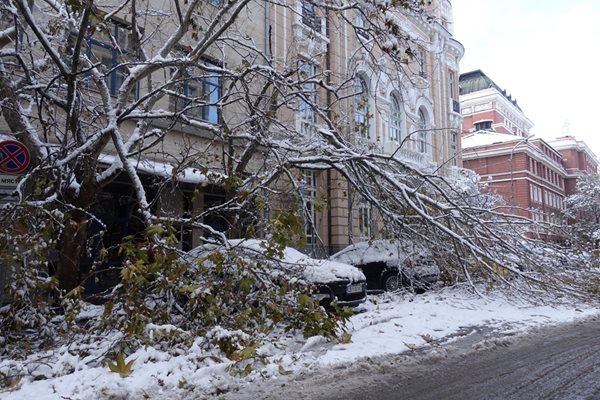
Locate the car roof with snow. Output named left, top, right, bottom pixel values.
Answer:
left=186, top=239, right=366, bottom=284
left=330, top=239, right=432, bottom=266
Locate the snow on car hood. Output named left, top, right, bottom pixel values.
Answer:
left=192, top=239, right=365, bottom=284
left=299, top=258, right=366, bottom=284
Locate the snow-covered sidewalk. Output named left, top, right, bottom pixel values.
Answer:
left=1, top=287, right=598, bottom=399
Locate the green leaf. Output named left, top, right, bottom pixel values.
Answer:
left=278, top=365, right=292, bottom=375
left=238, top=344, right=257, bottom=361
left=240, top=364, right=253, bottom=377
left=179, top=284, right=202, bottom=294
left=238, top=277, right=254, bottom=294
left=298, top=293, right=312, bottom=307
left=107, top=350, right=135, bottom=377
left=145, top=224, right=165, bottom=238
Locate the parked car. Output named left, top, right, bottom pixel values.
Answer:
left=185, top=239, right=367, bottom=308
left=330, top=239, right=439, bottom=292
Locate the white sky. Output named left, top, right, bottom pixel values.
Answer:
left=452, top=1, right=600, bottom=156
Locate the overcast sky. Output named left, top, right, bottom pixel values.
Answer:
left=452, top=1, right=600, bottom=156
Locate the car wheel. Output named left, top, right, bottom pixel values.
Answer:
left=383, top=273, right=401, bottom=291
left=316, top=285, right=335, bottom=309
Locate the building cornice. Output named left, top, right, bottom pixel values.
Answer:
left=460, top=90, right=533, bottom=131
left=475, top=174, right=566, bottom=196
left=463, top=141, right=566, bottom=172
left=547, top=137, right=600, bottom=166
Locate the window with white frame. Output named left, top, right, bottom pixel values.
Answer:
left=417, top=108, right=428, bottom=154
left=448, top=70, right=456, bottom=99
left=301, top=0, right=321, bottom=33
left=301, top=170, right=318, bottom=245
left=450, top=131, right=458, bottom=165
left=417, top=48, right=426, bottom=78
left=543, top=189, right=547, bottom=205
left=358, top=198, right=372, bottom=239
left=355, top=12, right=369, bottom=39
left=354, top=76, right=369, bottom=138
left=389, top=94, right=402, bottom=142
left=298, top=61, right=317, bottom=135
left=171, top=61, right=220, bottom=124
left=474, top=120, right=493, bottom=131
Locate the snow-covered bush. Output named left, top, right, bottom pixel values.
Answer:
left=0, top=205, right=63, bottom=352
left=563, top=174, right=600, bottom=249
left=96, top=222, right=349, bottom=359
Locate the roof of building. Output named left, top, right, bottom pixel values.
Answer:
left=459, top=69, right=522, bottom=111
left=547, top=135, right=600, bottom=164
left=462, top=131, right=524, bottom=150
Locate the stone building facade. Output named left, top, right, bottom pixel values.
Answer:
left=0, top=0, right=465, bottom=257
left=275, top=1, right=465, bottom=254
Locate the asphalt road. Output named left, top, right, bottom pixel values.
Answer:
left=327, top=318, right=600, bottom=400
left=227, top=317, right=600, bottom=400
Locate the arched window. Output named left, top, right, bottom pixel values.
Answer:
left=354, top=76, right=369, bottom=138
left=418, top=108, right=428, bottom=153
left=389, top=94, right=402, bottom=142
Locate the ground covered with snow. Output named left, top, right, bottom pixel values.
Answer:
left=1, top=286, right=598, bottom=399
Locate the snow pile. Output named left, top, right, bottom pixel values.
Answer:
left=1, top=286, right=597, bottom=399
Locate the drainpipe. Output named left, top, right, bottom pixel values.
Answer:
left=325, top=9, right=334, bottom=255
left=264, top=1, right=271, bottom=59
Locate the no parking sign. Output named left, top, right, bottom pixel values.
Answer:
left=0, top=140, right=31, bottom=174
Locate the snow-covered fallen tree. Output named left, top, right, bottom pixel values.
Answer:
left=0, top=0, right=597, bottom=371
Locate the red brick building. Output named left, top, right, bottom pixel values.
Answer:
left=459, top=71, right=599, bottom=229
left=462, top=133, right=567, bottom=224
left=547, top=136, right=599, bottom=195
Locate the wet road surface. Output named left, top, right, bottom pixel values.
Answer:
left=227, top=317, right=600, bottom=400
left=327, top=318, right=600, bottom=400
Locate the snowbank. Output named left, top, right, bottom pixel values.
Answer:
left=1, top=287, right=597, bottom=399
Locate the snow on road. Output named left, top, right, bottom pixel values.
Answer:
left=1, top=286, right=597, bottom=400
left=315, top=288, right=592, bottom=366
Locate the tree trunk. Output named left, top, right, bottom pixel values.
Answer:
left=56, top=161, right=99, bottom=292
left=56, top=209, right=90, bottom=292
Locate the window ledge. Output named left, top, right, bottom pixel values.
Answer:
left=293, top=20, right=329, bottom=51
